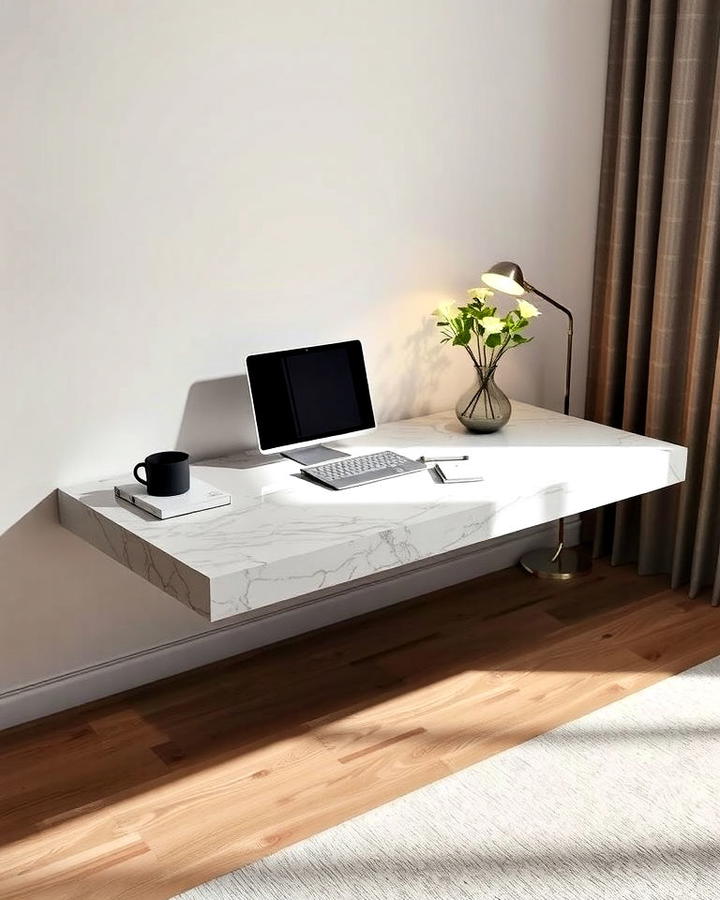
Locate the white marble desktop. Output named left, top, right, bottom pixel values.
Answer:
left=58, top=402, right=687, bottom=622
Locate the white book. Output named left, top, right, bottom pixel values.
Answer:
left=434, top=460, right=485, bottom=484
left=114, top=478, right=231, bottom=519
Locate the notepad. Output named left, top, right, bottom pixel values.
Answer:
left=434, top=460, right=485, bottom=484
left=114, top=478, right=231, bottom=519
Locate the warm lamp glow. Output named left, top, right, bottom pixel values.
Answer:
left=481, top=272, right=525, bottom=296
left=481, top=260, right=527, bottom=296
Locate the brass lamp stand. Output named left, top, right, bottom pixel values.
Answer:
left=481, top=261, right=591, bottom=580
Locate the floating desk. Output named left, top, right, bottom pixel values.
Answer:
left=58, top=402, right=687, bottom=622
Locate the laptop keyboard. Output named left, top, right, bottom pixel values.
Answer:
left=302, top=450, right=425, bottom=489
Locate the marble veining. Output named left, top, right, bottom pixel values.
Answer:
left=58, top=402, right=687, bottom=621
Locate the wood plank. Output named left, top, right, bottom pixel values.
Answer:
left=0, top=560, right=718, bottom=900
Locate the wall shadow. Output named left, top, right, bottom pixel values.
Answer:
left=373, top=319, right=451, bottom=422
left=175, top=374, right=257, bottom=461
left=0, top=492, right=57, bottom=544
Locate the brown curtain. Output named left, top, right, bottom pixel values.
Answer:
left=586, top=0, right=720, bottom=602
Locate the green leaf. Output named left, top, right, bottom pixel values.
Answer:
left=511, top=334, right=533, bottom=344
left=485, top=333, right=502, bottom=349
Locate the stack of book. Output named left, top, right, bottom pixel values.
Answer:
left=114, top=478, right=231, bottom=519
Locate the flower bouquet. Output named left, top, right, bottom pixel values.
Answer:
left=433, top=287, right=540, bottom=432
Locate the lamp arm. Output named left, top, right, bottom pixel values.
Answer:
left=524, top=282, right=573, bottom=418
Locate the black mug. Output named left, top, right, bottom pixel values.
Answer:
left=133, top=451, right=190, bottom=497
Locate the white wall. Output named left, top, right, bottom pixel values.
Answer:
left=0, top=0, right=611, bottom=719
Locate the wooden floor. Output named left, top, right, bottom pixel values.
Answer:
left=2, top=559, right=720, bottom=900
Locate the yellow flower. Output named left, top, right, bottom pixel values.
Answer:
left=481, top=316, right=505, bottom=335
left=467, top=286, right=494, bottom=302
left=431, top=301, right=456, bottom=321
left=517, top=298, right=541, bottom=319
left=481, top=317, right=505, bottom=345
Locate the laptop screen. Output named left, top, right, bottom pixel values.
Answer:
left=246, top=340, right=375, bottom=452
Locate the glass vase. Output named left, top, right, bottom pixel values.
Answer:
left=455, top=365, right=511, bottom=433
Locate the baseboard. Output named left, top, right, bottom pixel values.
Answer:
left=0, top=517, right=580, bottom=730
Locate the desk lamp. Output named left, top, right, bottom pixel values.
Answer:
left=481, top=260, right=591, bottom=580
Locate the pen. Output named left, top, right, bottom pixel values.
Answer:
left=419, top=455, right=470, bottom=463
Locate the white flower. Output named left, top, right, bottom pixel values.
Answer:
left=467, top=286, right=494, bottom=302
left=431, top=301, right=456, bottom=321
left=481, top=316, right=505, bottom=335
left=517, top=298, right=541, bottom=319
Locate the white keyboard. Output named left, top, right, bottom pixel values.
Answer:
left=301, top=450, right=426, bottom=490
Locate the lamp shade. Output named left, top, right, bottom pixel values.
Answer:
left=481, top=261, right=527, bottom=296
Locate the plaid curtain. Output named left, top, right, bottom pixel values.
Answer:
left=586, top=0, right=720, bottom=602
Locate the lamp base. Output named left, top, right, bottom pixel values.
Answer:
left=519, top=546, right=592, bottom=580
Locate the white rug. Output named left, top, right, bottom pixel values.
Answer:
left=176, top=656, right=720, bottom=899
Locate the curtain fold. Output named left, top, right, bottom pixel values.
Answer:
left=586, top=0, right=720, bottom=601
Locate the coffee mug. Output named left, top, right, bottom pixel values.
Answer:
left=133, top=451, right=190, bottom=497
